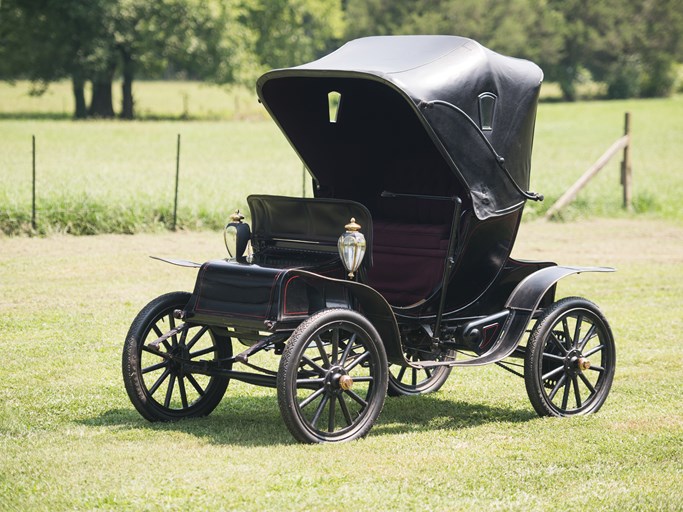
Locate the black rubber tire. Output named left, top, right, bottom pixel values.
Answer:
left=277, top=309, right=388, bottom=443
left=388, top=349, right=454, bottom=397
left=122, top=291, right=231, bottom=421
left=524, top=296, right=616, bottom=417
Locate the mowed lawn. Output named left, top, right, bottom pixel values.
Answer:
left=1, top=218, right=682, bottom=510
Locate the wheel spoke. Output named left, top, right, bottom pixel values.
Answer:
left=572, top=375, right=582, bottom=408
left=344, top=350, right=370, bottom=372
left=185, top=373, right=206, bottom=397
left=588, top=364, right=605, bottom=373
left=578, top=324, right=597, bottom=352
left=185, top=326, right=209, bottom=352
left=189, top=345, right=217, bottom=359
left=164, top=374, right=176, bottom=408
left=344, top=389, right=368, bottom=408
left=351, top=376, right=374, bottom=383
left=151, top=325, right=172, bottom=352
left=297, top=377, right=325, bottom=386
left=301, top=355, right=326, bottom=376
left=142, top=360, right=168, bottom=374
left=542, top=364, right=565, bottom=381
left=314, top=335, right=331, bottom=368
left=340, top=333, right=357, bottom=365
left=141, top=344, right=171, bottom=360
left=396, top=366, right=407, bottom=383
left=328, top=395, right=336, bottom=432
left=550, top=332, right=569, bottom=355
left=169, top=315, right=178, bottom=347
left=561, top=376, right=571, bottom=410
left=147, top=367, right=171, bottom=397
left=572, top=314, right=583, bottom=349
left=583, top=344, right=604, bottom=358
left=338, top=394, right=353, bottom=426
left=542, top=352, right=565, bottom=362
left=561, top=318, right=572, bottom=350
left=578, top=372, right=596, bottom=396
left=411, top=368, right=418, bottom=387
left=299, top=387, right=326, bottom=409
left=178, top=375, right=189, bottom=409
left=310, top=394, right=330, bottom=428
left=548, top=373, right=567, bottom=401
left=331, top=328, right=340, bottom=365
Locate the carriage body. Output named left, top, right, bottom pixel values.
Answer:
left=122, top=36, right=616, bottom=443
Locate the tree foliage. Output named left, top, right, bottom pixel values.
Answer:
left=344, top=0, right=683, bottom=101
left=1, top=0, right=681, bottom=118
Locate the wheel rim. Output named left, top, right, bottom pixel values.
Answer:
left=538, top=308, right=614, bottom=415
left=139, top=311, right=222, bottom=412
left=290, top=320, right=382, bottom=439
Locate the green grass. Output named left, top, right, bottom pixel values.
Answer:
left=1, top=219, right=682, bottom=510
left=1, top=81, right=682, bottom=235
left=0, top=80, right=266, bottom=120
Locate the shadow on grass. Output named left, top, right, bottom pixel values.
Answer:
left=80, top=392, right=535, bottom=446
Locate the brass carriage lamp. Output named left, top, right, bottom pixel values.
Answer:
left=338, top=218, right=366, bottom=279
left=224, top=210, right=252, bottom=263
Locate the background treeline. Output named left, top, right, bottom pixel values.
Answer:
left=1, top=0, right=681, bottom=120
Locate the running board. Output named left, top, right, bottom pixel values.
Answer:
left=406, top=311, right=531, bottom=369
left=402, top=265, right=614, bottom=370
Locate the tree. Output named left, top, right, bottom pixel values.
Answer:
left=0, top=0, right=110, bottom=118
left=0, top=0, right=261, bottom=118
left=244, top=0, right=346, bottom=69
left=342, top=0, right=683, bottom=101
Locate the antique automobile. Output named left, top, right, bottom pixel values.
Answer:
left=122, top=35, right=616, bottom=443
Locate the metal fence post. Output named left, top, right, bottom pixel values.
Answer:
left=32, top=135, right=36, bottom=230
left=173, top=134, right=181, bottom=230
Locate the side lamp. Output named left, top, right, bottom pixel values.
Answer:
left=224, top=210, right=252, bottom=263
left=337, top=218, right=366, bottom=279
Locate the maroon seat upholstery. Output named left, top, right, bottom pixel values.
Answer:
left=367, top=221, right=449, bottom=307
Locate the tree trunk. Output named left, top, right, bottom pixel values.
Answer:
left=71, top=72, right=87, bottom=119
left=120, top=49, right=134, bottom=119
left=88, top=60, right=116, bottom=118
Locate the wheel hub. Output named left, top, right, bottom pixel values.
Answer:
left=324, top=366, right=353, bottom=393
left=565, top=349, right=590, bottom=375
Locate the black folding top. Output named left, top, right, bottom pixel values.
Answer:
left=257, top=35, right=543, bottom=220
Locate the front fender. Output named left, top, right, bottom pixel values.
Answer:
left=286, top=270, right=405, bottom=365
left=505, top=265, right=615, bottom=313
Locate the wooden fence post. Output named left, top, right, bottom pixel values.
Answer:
left=545, top=112, right=632, bottom=219
left=621, top=112, right=632, bottom=211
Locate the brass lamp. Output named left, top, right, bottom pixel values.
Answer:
left=337, top=218, right=366, bottom=279
left=224, top=210, right=251, bottom=263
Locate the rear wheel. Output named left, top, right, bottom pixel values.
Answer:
left=122, top=292, right=231, bottom=421
left=388, top=338, right=454, bottom=396
left=277, top=309, right=388, bottom=443
left=524, top=297, right=615, bottom=417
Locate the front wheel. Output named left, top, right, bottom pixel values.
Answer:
left=524, top=297, right=616, bottom=417
left=277, top=309, right=388, bottom=443
left=122, top=291, right=231, bottom=421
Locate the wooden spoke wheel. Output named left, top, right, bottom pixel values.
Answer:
left=524, top=297, right=616, bottom=417
left=122, top=292, right=231, bottom=421
left=277, top=309, right=388, bottom=443
left=388, top=342, right=454, bottom=397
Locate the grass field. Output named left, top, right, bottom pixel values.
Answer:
left=0, top=218, right=681, bottom=510
left=1, top=81, right=682, bottom=235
